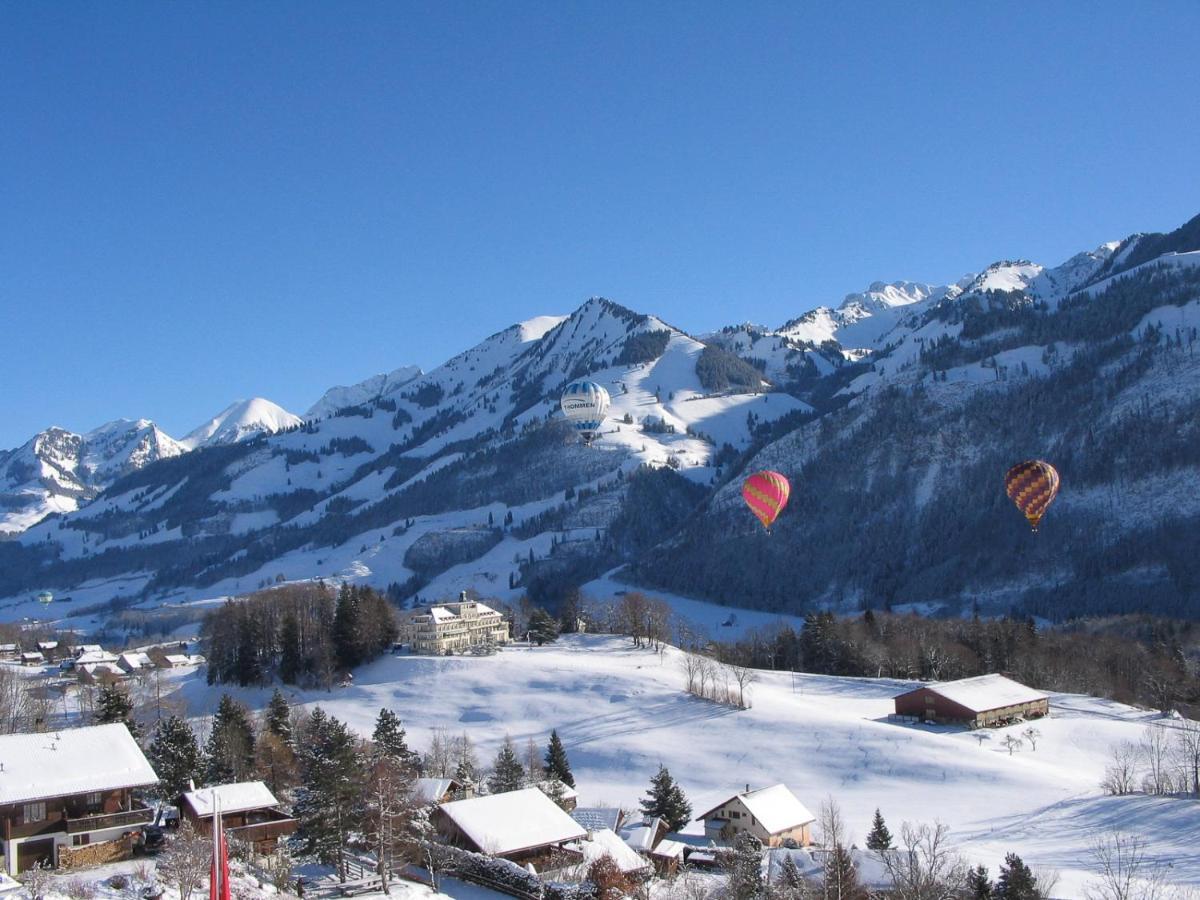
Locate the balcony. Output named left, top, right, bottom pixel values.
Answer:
left=65, top=806, right=154, bottom=834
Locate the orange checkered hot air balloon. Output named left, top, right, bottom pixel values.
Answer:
left=1004, top=460, right=1060, bottom=532
left=742, top=470, right=791, bottom=532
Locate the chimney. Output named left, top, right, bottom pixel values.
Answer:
left=745, top=784, right=750, bottom=794
left=188, top=779, right=196, bottom=791
left=460, top=590, right=468, bottom=601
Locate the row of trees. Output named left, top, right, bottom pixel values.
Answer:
left=203, top=582, right=398, bottom=687
left=1102, top=719, right=1200, bottom=797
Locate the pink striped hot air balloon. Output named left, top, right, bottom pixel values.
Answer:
left=742, top=470, right=791, bottom=532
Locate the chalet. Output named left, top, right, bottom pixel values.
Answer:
left=36, top=642, right=61, bottom=662
left=696, top=784, right=815, bottom=848
left=433, top=787, right=586, bottom=867
left=116, top=652, right=153, bottom=675
left=619, top=816, right=668, bottom=854
left=19, top=653, right=43, bottom=668
left=893, top=674, right=1049, bottom=728
left=77, top=663, right=126, bottom=686
left=179, top=782, right=297, bottom=853
left=72, top=649, right=118, bottom=669
left=0, top=646, right=17, bottom=662
left=649, top=839, right=686, bottom=876
left=536, top=780, right=578, bottom=811
left=413, top=777, right=464, bottom=805
left=0, top=724, right=158, bottom=874
left=158, top=654, right=192, bottom=669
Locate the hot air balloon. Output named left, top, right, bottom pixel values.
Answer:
left=1005, top=460, right=1060, bottom=532
left=560, top=380, right=611, bottom=443
left=36, top=591, right=53, bottom=607
left=742, top=470, right=791, bottom=532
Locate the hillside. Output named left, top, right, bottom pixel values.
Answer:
left=1, top=213, right=1199, bottom=628
left=167, top=634, right=1200, bottom=896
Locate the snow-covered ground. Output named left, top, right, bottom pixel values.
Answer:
left=151, top=635, right=1200, bottom=895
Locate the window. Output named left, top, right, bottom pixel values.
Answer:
left=23, top=802, right=46, bottom=823
left=72, top=834, right=90, bottom=847
left=86, top=792, right=102, bottom=810
left=730, top=811, right=740, bottom=819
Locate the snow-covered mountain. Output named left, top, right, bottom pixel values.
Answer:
left=306, top=365, right=422, bottom=420
left=2, top=212, right=1199, bottom=629
left=180, top=398, right=302, bottom=450
left=0, top=419, right=183, bottom=533
left=0, top=399, right=301, bottom=534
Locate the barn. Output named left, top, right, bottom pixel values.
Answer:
left=893, top=674, right=1049, bottom=728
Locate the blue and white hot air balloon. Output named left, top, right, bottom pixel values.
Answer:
left=560, top=380, right=611, bottom=443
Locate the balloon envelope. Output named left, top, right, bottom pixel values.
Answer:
left=36, top=591, right=53, bottom=605
left=742, top=471, right=791, bottom=531
left=560, top=381, right=611, bottom=441
left=1005, top=460, right=1060, bottom=531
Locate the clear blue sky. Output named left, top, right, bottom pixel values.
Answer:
left=3, top=2, right=1198, bottom=448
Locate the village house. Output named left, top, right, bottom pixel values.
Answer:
left=619, top=815, right=669, bottom=855
left=0, top=645, right=18, bottom=662
left=179, top=782, right=297, bottom=853
left=571, top=807, right=626, bottom=834
left=649, top=839, right=687, bottom=876
left=413, top=777, right=465, bottom=805
left=117, top=652, right=153, bottom=675
left=696, top=784, right=815, bottom=848
left=433, top=787, right=586, bottom=867
left=403, top=593, right=511, bottom=655
left=36, top=642, right=61, bottom=662
left=77, top=663, right=126, bottom=686
left=892, top=673, right=1049, bottom=728
left=562, top=828, right=651, bottom=878
left=0, top=724, right=158, bottom=874
left=19, top=653, right=43, bottom=668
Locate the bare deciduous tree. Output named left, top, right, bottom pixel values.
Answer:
left=1084, top=831, right=1168, bottom=900
left=1102, top=742, right=1141, bottom=796
left=1021, top=726, right=1042, bottom=752
left=729, top=664, right=759, bottom=710
left=880, top=822, right=967, bottom=900
left=1002, top=734, right=1024, bottom=756
left=1139, top=725, right=1173, bottom=795
left=157, top=821, right=211, bottom=900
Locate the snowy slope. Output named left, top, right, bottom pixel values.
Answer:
left=169, top=635, right=1200, bottom=895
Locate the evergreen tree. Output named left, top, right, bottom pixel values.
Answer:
left=543, top=729, right=575, bottom=788
left=205, top=694, right=257, bottom=785
left=279, top=612, right=303, bottom=685
left=95, top=682, right=139, bottom=738
left=865, top=808, right=893, bottom=851
left=265, top=689, right=293, bottom=745
left=776, top=853, right=804, bottom=892
left=147, top=715, right=201, bottom=798
left=639, top=765, right=692, bottom=833
left=527, top=608, right=560, bottom=646
left=487, top=737, right=525, bottom=794
left=726, top=832, right=764, bottom=900
left=372, top=708, right=414, bottom=766
left=996, top=853, right=1038, bottom=900
left=968, top=866, right=994, bottom=900
left=294, top=708, right=364, bottom=881
left=333, top=584, right=364, bottom=670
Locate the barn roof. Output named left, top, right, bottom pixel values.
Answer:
left=903, top=674, right=1047, bottom=713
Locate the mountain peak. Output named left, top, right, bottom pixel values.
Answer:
left=306, top=366, right=423, bottom=420
left=181, top=398, right=301, bottom=450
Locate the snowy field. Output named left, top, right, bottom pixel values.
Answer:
left=160, top=634, right=1200, bottom=895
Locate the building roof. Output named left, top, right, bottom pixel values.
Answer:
left=619, top=817, right=662, bottom=852
left=414, top=777, right=459, bottom=804
left=20, top=653, right=44, bottom=662
left=0, top=724, right=158, bottom=804
left=0, top=644, right=16, bottom=653
left=651, top=839, right=687, bottom=860
left=181, top=781, right=280, bottom=817
left=37, top=642, right=58, bottom=651
left=566, top=828, right=651, bottom=874
left=438, top=787, right=586, bottom=856
left=901, top=674, right=1048, bottom=714
left=697, top=784, right=815, bottom=835
left=572, top=807, right=624, bottom=833
left=118, top=652, right=153, bottom=670
left=75, top=650, right=119, bottom=666
left=74, top=645, right=103, bottom=656
left=162, top=654, right=191, bottom=665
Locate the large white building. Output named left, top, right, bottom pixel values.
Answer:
left=404, top=593, right=510, bottom=654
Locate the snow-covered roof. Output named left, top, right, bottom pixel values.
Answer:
left=438, top=787, right=587, bottom=856
left=80, top=662, right=124, bottom=677
left=697, top=784, right=815, bottom=834
left=414, top=777, right=458, bottom=804
left=429, top=607, right=457, bottom=622
left=905, top=674, right=1048, bottom=713
left=537, top=780, right=577, bottom=800
left=75, top=650, right=118, bottom=666
left=163, top=654, right=191, bottom=665
left=651, top=839, right=687, bottom=860
left=566, top=828, right=651, bottom=874
left=118, top=652, right=153, bottom=669
left=0, top=724, right=158, bottom=804
left=619, top=817, right=662, bottom=852
left=74, top=645, right=102, bottom=656
left=572, top=808, right=624, bottom=833
left=0, top=644, right=16, bottom=653
left=37, top=642, right=58, bottom=651
left=182, top=781, right=280, bottom=817
left=20, top=652, right=43, bottom=661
